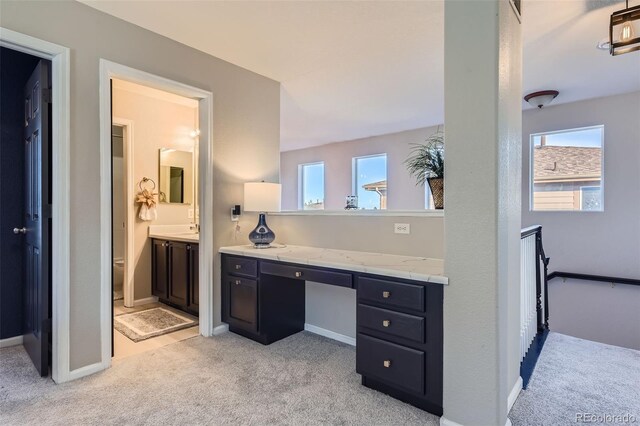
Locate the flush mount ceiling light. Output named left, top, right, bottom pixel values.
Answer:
left=610, top=0, right=640, bottom=55
left=524, top=90, right=559, bottom=109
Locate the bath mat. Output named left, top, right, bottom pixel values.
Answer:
left=114, top=307, right=198, bottom=342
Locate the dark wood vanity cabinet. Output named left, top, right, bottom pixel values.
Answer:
left=152, top=238, right=199, bottom=315
left=220, top=252, right=443, bottom=416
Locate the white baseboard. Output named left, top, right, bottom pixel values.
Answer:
left=304, top=323, right=356, bottom=346
left=441, top=416, right=511, bottom=426
left=213, top=324, right=229, bottom=335
left=133, top=296, right=159, bottom=306
left=440, top=417, right=464, bottom=426
left=67, top=361, right=108, bottom=381
left=0, top=335, right=23, bottom=348
left=508, top=376, right=523, bottom=412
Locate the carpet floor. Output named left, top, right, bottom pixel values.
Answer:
left=1, top=331, right=638, bottom=425
left=509, top=332, right=640, bottom=425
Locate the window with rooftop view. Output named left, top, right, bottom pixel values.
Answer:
left=530, top=126, right=604, bottom=212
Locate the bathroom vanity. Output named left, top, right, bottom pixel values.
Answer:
left=149, top=227, right=199, bottom=315
left=219, top=244, right=447, bottom=415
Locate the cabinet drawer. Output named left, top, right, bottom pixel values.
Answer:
left=260, top=262, right=352, bottom=288
left=358, top=277, right=425, bottom=312
left=356, top=334, right=425, bottom=394
left=358, top=304, right=425, bottom=344
left=224, top=256, right=258, bottom=278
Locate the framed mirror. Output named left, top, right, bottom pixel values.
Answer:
left=159, top=148, right=194, bottom=204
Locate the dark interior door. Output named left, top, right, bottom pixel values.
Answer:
left=22, top=60, right=51, bottom=377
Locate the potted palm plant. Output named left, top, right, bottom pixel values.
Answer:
left=404, top=129, right=444, bottom=209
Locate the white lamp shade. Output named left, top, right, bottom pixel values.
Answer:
left=244, top=182, right=281, bottom=212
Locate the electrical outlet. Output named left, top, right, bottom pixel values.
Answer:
left=188, top=209, right=194, bottom=219
left=394, top=223, right=410, bottom=234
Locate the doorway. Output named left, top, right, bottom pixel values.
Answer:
left=0, top=47, right=51, bottom=376
left=99, top=61, right=215, bottom=371
left=110, top=79, right=202, bottom=359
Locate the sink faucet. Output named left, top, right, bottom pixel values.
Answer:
left=190, top=224, right=200, bottom=233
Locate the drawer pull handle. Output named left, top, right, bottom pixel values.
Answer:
left=382, top=291, right=391, bottom=298
left=295, top=271, right=303, bottom=278
left=382, top=320, right=391, bottom=328
left=235, top=280, right=241, bottom=285
left=383, top=360, right=391, bottom=368
left=235, top=264, right=242, bottom=270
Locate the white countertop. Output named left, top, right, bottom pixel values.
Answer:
left=148, top=224, right=199, bottom=243
left=219, top=244, right=448, bottom=285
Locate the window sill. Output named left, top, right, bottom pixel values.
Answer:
left=273, top=210, right=444, bottom=218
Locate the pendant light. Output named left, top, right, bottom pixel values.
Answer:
left=609, top=0, right=640, bottom=55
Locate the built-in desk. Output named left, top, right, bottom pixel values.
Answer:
left=219, top=244, right=448, bottom=416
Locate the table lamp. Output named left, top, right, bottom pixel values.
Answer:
left=244, top=182, right=281, bottom=248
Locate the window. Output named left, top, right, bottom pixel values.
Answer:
left=353, top=154, right=387, bottom=210
left=530, top=126, right=603, bottom=212
left=298, top=162, right=324, bottom=210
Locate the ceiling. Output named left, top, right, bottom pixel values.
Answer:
left=80, top=0, right=640, bottom=151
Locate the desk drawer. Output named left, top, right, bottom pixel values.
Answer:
left=224, top=256, right=257, bottom=278
left=358, top=277, right=425, bottom=312
left=358, top=304, right=425, bottom=344
left=356, top=334, right=425, bottom=394
left=260, top=262, right=352, bottom=288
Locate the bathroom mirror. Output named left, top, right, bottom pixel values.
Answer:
left=159, top=148, right=194, bottom=204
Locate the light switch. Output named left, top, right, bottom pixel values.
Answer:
left=188, top=209, right=194, bottom=219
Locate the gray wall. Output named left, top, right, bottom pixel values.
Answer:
left=549, top=278, right=640, bottom=350
left=1, top=1, right=280, bottom=370
left=522, top=92, right=640, bottom=350
left=269, top=213, right=444, bottom=339
left=522, top=91, right=640, bottom=278
left=280, top=126, right=439, bottom=210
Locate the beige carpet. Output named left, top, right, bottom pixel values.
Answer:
left=0, top=332, right=438, bottom=425
left=2, top=331, right=638, bottom=425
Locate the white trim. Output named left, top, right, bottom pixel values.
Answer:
left=213, top=323, right=230, bottom=335
left=304, top=323, right=356, bottom=346
left=0, top=335, right=24, bottom=348
left=440, top=417, right=464, bottom=426
left=0, top=28, right=72, bottom=384
left=67, top=361, right=107, bottom=382
left=529, top=124, right=604, bottom=213
left=112, top=118, right=135, bottom=307
left=100, top=60, right=215, bottom=378
left=132, top=296, right=159, bottom=307
left=274, top=209, right=444, bottom=217
left=508, top=376, right=523, bottom=413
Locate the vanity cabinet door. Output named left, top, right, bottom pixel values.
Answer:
left=188, top=244, right=199, bottom=313
left=224, top=275, right=258, bottom=332
left=152, top=239, right=169, bottom=300
left=169, top=242, right=189, bottom=306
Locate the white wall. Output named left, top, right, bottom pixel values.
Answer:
left=0, top=1, right=280, bottom=371
left=280, top=126, right=439, bottom=210
left=112, top=84, right=198, bottom=301
left=443, top=1, right=521, bottom=424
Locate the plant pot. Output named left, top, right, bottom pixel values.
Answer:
left=427, top=177, right=444, bottom=210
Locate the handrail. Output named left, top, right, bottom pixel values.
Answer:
left=520, top=224, right=550, bottom=332
left=548, top=271, right=640, bottom=287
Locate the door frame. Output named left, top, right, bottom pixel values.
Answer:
left=111, top=117, right=135, bottom=308
left=99, top=60, right=215, bottom=370
left=0, top=28, right=71, bottom=383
